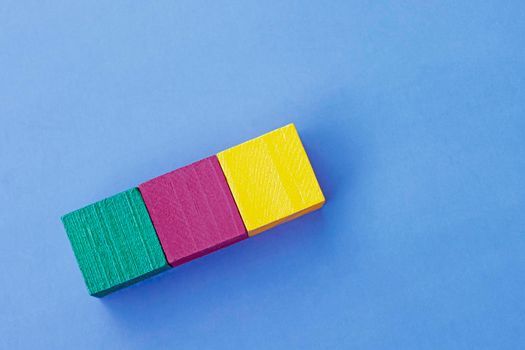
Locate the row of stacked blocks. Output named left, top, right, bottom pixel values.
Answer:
left=62, top=124, right=325, bottom=296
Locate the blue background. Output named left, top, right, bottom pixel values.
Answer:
left=1, top=1, right=524, bottom=349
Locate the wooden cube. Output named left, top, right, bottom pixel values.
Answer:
left=61, top=188, right=169, bottom=296
left=139, top=156, right=247, bottom=267
left=217, top=123, right=325, bottom=236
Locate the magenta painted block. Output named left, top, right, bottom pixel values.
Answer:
left=139, top=156, right=247, bottom=267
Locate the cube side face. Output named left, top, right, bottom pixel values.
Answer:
left=217, top=124, right=325, bottom=235
left=61, top=188, right=169, bottom=296
left=138, top=156, right=247, bottom=266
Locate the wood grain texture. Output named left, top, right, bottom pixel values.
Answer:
left=61, top=188, right=169, bottom=297
left=138, top=156, right=247, bottom=267
left=217, top=123, right=325, bottom=236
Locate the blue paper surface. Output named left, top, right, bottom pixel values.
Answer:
left=1, top=1, right=524, bottom=349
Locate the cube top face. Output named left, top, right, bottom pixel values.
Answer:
left=217, top=123, right=325, bottom=236
left=61, top=188, right=168, bottom=296
left=139, top=156, right=247, bottom=266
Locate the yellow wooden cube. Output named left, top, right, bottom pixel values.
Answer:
left=217, top=123, right=325, bottom=236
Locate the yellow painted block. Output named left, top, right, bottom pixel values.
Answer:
left=217, top=123, right=325, bottom=236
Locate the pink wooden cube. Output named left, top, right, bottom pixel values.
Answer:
left=139, top=156, right=247, bottom=267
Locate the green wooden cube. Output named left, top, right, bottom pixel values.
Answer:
left=61, top=188, right=169, bottom=297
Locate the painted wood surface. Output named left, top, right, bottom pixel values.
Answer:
left=61, top=188, right=169, bottom=297
left=139, top=156, right=247, bottom=267
left=217, top=123, right=325, bottom=236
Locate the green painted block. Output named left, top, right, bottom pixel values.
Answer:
left=61, top=188, right=169, bottom=297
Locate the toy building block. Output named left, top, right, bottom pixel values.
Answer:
left=61, top=188, right=169, bottom=296
left=139, top=156, right=247, bottom=267
left=217, top=123, right=325, bottom=236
